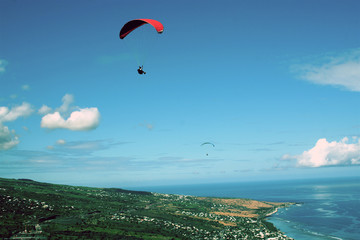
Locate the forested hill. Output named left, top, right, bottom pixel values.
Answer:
left=0, top=177, right=293, bottom=239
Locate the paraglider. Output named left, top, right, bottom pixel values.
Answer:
left=201, top=142, right=215, bottom=156
left=119, top=19, right=164, bottom=39
left=137, top=66, right=146, bottom=75
left=201, top=142, right=215, bottom=147
left=119, top=19, right=164, bottom=74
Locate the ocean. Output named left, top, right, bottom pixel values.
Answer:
left=131, top=177, right=360, bottom=240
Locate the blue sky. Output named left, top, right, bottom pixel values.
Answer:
left=1, top=0, right=360, bottom=188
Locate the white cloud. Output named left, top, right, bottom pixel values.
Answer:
left=0, top=124, right=19, bottom=150
left=0, top=102, right=34, bottom=151
left=0, top=107, right=8, bottom=119
left=38, top=105, right=52, bottom=115
left=283, top=137, right=360, bottom=167
left=38, top=94, right=73, bottom=115
left=0, top=102, right=34, bottom=123
left=57, top=94, right=74, bottom=113
left=40, top=94, right=100, bottom=131
left=294, top=49, right=360, bottom=91
left=41, top=108, right=100, bottom=131
left=56, top=139, right=66, bottom=145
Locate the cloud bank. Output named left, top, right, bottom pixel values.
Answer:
left=40, top=94, right=100, bottom=131
left=46, top=139, right=124, bottom=156
left=294, top=48, right=360, bottom=91
left=283, top=137, right=360, bottom=167
left=0, top=94, right=100, bottom=150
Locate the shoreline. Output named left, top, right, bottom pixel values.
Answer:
left=266, top=207, right=278, bottom=217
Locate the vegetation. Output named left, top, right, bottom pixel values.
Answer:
left=0, top=177, right=293, bottom=239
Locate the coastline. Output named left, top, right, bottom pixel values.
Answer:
left=14, top=177, right=360, bottom=240
left=133, top=177, right=360, bottom=240
left=196, top=197, right=295, bottom=239
left=266, top=207, right=278, bottom=217
left=1, top=177, right=295, bottom=239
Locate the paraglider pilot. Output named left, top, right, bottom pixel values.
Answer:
left=137, top=66, right=146, bottom=75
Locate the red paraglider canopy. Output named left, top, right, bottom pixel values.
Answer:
left=119, top=19, right=164, bottom=39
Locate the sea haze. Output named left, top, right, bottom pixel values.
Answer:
left=131, top=177, right=360, bottom=240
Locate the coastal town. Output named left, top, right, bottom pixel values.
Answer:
left=1, top=178, right=294, bottom=239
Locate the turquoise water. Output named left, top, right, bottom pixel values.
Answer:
left=132, top=177, right=360, bottom=240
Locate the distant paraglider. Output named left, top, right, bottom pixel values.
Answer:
left=201, top=142, right=215, bottom=147
left=119, top=19, right=164, bottom=74
left=201, top=142, right=215, bottom=156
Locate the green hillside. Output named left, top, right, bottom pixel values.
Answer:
left=0, top=178, right=293, bottom=239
